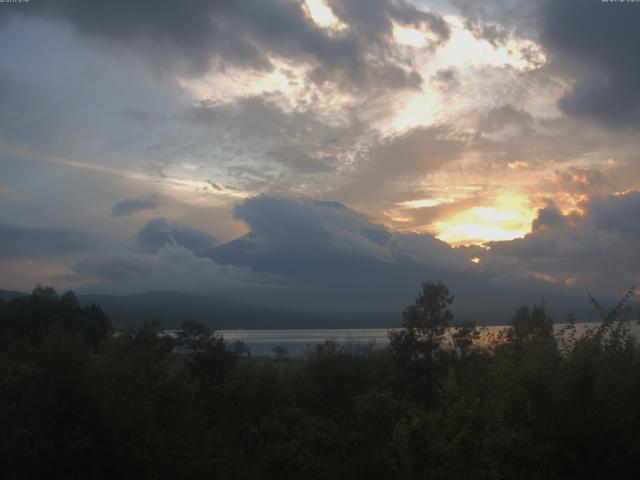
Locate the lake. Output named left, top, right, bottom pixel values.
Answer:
left=216, top=322, right=639, bottom=357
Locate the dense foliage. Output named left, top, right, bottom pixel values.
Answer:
left=1, top=283, right=639, bottom=479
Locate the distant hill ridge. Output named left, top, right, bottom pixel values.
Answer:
left=1, top=289, right=399, bottom=329
left=0, top=289, right=27, bottom=301
left=1, top=288, right=618, bottom=330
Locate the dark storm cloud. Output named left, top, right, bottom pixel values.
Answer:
left=451, top=0, right=640, bottom=127
left=12, top=0, right=448, bottom=92
left=206, top=195, right=468, bottom=310
left=137, top=217, right=219, bottom=253
left=228, top=195, right=466, bottom=273
left=73, top=243, right=271, bottom=293
left=204, top=195, right=586, bottom=313
left=0, top=223, right=94, bottom=259
left=450, top=0, right=538, bottom=39
left=538, top=0, right=640, bottom=127
left=112, top=196, right=158, bottom=217
left=487, top=191, right=640, bottom=295
left=232, top=195, right=391, bottom=256
left=329, top=0, right=449, bottom=40
left=590, top=191, right=640, bottom=240
left=531, top=202, right=566, bottom=232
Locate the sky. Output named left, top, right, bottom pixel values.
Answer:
left=0, top=0, right=639, bottom=313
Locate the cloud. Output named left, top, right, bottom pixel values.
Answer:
left=486, top=191, right=640, bottom=296
left=188, top=94, right=362, bottom=180
left=3, top=0, right=640, bottom=314
left=181, top=93, right=375, bottom=198
left=73, top=243, right=276, bottom=294
left=207, top=195, right=540, bottom=311
left=225, top=194, right=640, bottom=308
left=266, top=148, right=334, bottom=174
left=229, top=195, right=473, bottom=273
left=540, top=168, right=612, bottom=204
left=232, top=195, right=394, bottom=259
left=330, top=124, right=466, bottom=211
left=432, top=68, right=460, bottom=91
left=479, top=104, right=533, bottom=134
left=112, top=196, right=158, bottom=217
left=329, top=0, right=449, bottom=41
left=62, top=196, right=465, bottom=306
left=8, top=193, right=629, bottom=316
left=590, top=191, right=640, bottom=240
left=137, top=217, right=219, bottom=253
left=450, top=0, right=538, bottom=42
left=0, top=223, right=95, bottom=259
left=13, top=0, right=448, bottom=93
left=531, top=202, right=566, bottom=231
left=366, top=126, right=465, bottom=178
left=537, top=0, right=640, bottom=127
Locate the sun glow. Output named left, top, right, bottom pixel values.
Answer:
left=434, top=193, right=536, bottom=245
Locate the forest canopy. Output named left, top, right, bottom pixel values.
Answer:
left=1, top=282, right=639, bottom=479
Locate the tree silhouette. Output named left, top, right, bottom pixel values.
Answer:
left=272, top=344, right=289, bottom=360
left=0, top=285, right=111, bottom=348
left=388, top=281, right=454, bottom=398
left=2, top=283, right=640, bottom=478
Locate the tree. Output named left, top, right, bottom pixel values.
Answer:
left=0, top=286, right=111, bottom=348
left=388, top=281, right=454, bottom=397
left=507, top=304, right=554, bottom=346
left=230, top=340, right=251, bottom=357
left=176, top=319, right=214, bottom=354
left=272, top=344, right=289, bottom=360
left=451, top=321, right=481, bottom=358
left=176, top=319, right=236, bottom=388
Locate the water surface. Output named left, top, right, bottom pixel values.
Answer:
left=217, top=322, right=639, bottom=357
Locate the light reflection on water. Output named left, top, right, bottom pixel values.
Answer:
left=214, top=323, right=640, bottom=357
